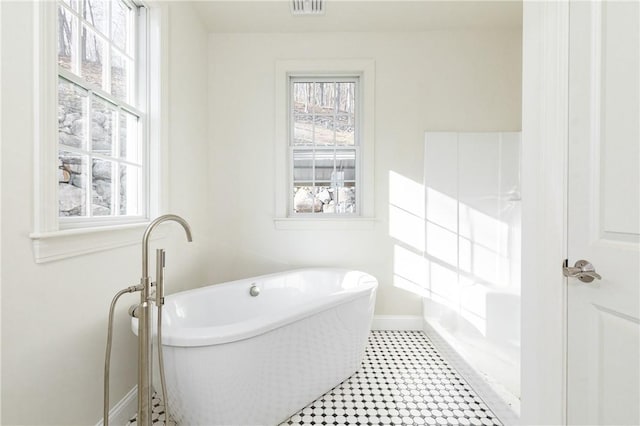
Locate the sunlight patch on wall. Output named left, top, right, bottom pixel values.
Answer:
left=393, top=244, right=429, bottom=296
left=389, top=171, right=425, bottom=218
left=388, top=171, right=425, bottom=252
left=389, top=205, right=425, bottom=252
left=459, top=274, right=488, bottom=335
left=428, top=261, right=461, bottom=309
left=388, top=171, right=429, bottom=298
left=459, top=203, right=508, bottom=253
left=426, top=221, right=458, bottom=268
left=426, top=187, right=457, bottom=233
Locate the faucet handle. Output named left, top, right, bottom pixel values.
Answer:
left=128, top=304, right=140, bottom=318
left=147, top=285, right=156, bottom=303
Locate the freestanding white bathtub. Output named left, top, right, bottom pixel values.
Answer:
left=132, top=268, right=378, bottom=425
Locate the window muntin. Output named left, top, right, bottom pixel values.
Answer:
left=57, top=0, right=145, bottom=224
left=290, top=77, right=359, bottom=215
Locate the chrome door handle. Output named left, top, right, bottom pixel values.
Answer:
left=563, top=260, right=602, bottom=283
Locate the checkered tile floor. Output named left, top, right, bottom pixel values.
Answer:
left=128, top=330, right=502, bottom=426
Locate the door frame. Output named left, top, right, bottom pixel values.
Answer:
left=521, top=1, right=569, bottom=425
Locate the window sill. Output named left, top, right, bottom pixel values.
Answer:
left=274, top=217, right=377, bottom=230
left=29, top=222, right=163, bottom=264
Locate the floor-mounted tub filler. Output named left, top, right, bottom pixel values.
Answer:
left=103, top=214, right=194, bottom=426
left=132, top=268, right=378, bottom=425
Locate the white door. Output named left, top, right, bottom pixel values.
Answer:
left=567, top=1, right=640, bottom=425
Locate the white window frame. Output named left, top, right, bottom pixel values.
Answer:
left=274, top=59, right=376, bottom=230
left=57, top=0, right=146, bottom=228
left=30, top=1, right=169, bottom=263
left=289, top=76, right=361, bottom=216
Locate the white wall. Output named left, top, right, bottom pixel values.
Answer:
left=0, top=2, right=209, bottom=424
left=207, top=31, right=522, bottom=315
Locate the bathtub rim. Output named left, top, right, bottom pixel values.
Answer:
left=132, top=267, right=378, bottom=347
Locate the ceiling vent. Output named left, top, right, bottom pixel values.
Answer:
left=291, top=0, right=325, bottom=16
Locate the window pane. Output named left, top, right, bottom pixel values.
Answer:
left=58, top=6, right=76, bottom=72
left=336, top=115, right=355, bottom=145
left=336, top=149, right=356, bottom=181
left=119, top=164, right=141, bottom=215
left=293, top=186, right=323, bottom=213
left=317, top=184, right=337, bottom=213
left=314, top=151, right=335, bottom=182
left=293, top=82, right=314, bottom=113
left=316, top=186, right=336, bottom=213
left=293, top=115, right=313, bottom=146
left=314, top=116, right=335, bottom=146
left=293, top=150, right=313, bottom=181
left=85, top=0, right=108, bottom=36
left=119, top=110, right=139, bottom=162
left=91, top=96, right=116, bottom=155
left=113, top=1, right=130, bottom=51
left=59, top=79, right=88, bottom=149
left=335, top=186, right=356, bottom=213
left=92, top=158, right=113, bottom=215
left=336, top=82, right=355, bottom=114
left=81, top=26, right=104, bottom=89
left=59, top=151, right=87, bottom=217
left=314, top=82, right=335, bottom=114
left=111, top=50, right=129, bottom=101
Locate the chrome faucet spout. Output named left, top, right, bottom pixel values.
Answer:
left=142, top=214, right=193, bottom=279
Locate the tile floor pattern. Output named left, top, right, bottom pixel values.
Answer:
left=128, top=330, right=502, bottom=426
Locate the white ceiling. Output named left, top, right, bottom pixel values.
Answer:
left=190, top=0, right=523, bottom=33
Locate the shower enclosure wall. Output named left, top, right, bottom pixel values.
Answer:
left=422, top=132, right=521, bottom=415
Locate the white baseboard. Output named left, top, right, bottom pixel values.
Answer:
left=96, top=386, right=137, bottom=426
left=371, top=315, right=422, bottom=330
